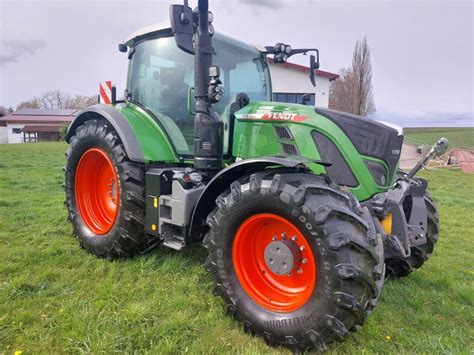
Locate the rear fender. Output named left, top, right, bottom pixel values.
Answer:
left=66, top=104, right=145, bottom=162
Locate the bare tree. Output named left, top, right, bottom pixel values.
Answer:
left=39, top=90, right=72, bottom=109
left=329, top=36, right=376, bottom=116
left=16, top=98, right=40, bottom=110
left=328, top=68, right=355, bottom=114
left=0, top=106, right=7, bottom=117
left=16, top=91, right=97, bottom=111
left=68, top=94, right=97, bottom=109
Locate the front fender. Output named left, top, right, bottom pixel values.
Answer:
left=187, top=156, right=329, bottom=241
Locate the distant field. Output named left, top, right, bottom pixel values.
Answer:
left=404, top=127, right=474, bottom=149
left=1, top=142, right=473, bottom=353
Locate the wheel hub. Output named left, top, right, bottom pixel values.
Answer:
left=264, top=239, right=302, bottom=275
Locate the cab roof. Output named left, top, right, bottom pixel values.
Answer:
left=123, top=21, right=265, bottom=52
left=123, top=21, right=172, bottom=47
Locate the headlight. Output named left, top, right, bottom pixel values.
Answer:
left=285, top=45, right=292, bottom=54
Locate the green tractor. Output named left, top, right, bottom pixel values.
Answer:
left=64, top=0, right=447, bottom=351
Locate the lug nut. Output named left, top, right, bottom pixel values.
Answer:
left=291, top=235, right=297, bottom=241
left=281, top=232, right=287, bottom=239
left=272, top=236, right=277, bottom=241
left=297, top=268, right=303, bottom=274
left=302, top=258, right=308, bottom=264
left=300, top=245, right=305, bottom=251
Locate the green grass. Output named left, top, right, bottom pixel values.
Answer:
left=404, top=127, right=474, bottom=149
left=1, top=142, right=473, bottom=354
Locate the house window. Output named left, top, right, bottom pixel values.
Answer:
left=12, top=128, right=22, bottom=134
left=273, top=93, right=315, bottom=106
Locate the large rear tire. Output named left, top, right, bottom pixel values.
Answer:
left=64, top=119, right=158, bottom=259
left=204, top=172, right=384, bottom=352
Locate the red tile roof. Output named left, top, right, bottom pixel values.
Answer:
left=0, top=114, right=74, bottom=124
left=21, top=125, right=63, bottom=133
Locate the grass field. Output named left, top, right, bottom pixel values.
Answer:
left=404, top=127, right=474, bottom=149
left=1, top=142, right=473, bottom=354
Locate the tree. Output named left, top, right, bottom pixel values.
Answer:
left=329, top=36, right=376, bottom=117
left=39, top=90, right=71, bottom=109
left=15, top=91, right=97, bottom=111
left=59, top=122, right=70, bottom=141
left=16, top=98, right=40, bottom=110
left=0, top=106, right=7, bottom=117
left=68, top=94, right=97, bottom=109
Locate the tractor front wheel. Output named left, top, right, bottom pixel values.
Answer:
left=64, top=119, right=158, bottom=259
left=204, top=172, right=384, bottom=352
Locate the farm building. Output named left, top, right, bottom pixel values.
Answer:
left=268, top=58, right=339, bottom=107
left=0, top=109, right=77, bottom=144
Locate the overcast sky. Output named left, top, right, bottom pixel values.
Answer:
left=0, top=0, right=473, bottom=127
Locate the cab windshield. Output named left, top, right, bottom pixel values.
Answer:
left=127, top=33, right=271, bottom=156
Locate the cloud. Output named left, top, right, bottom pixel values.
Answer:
left=240, top=0, right=285, bottom=10
left=0, top=39, right=46, bottom=66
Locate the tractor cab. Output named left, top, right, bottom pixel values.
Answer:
left=122, top=22, right=271, bottom=156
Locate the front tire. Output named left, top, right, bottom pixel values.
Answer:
left=64, top=119, right=158, bottom=259
left=204, top=172, right=384, bottom=352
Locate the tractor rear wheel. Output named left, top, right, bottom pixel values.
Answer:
left=64, top=119, right=158, bottom=259
left=204, top=172, right=384, bottom=352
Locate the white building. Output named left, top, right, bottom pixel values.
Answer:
left=0, top=109, right=76, bottom=144
left=0, top=124, right=7, bottom=144
left=269, top=59, right=339, bottom=108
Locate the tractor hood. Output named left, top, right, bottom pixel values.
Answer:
left=233, top=101, right=404, bottom=200
left=234, top=102, right=403, bottom=135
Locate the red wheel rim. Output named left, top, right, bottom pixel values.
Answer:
left=75, top=148, right=120, bottom=235
left=233, top=213, right=316, bottom=313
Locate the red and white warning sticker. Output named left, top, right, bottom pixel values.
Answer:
left=99, top=81, right=112, bottom=104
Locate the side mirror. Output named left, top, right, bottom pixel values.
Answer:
left=310, top=55, right=318, bottom=87
left=301, top=93, right=311, bottom=105
left=170, top=4, right=194, bottom=54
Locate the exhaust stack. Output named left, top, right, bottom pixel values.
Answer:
left=170, top=0, right=224, bottom=177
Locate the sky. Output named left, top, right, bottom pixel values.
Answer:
left=0, top=0, right=473, bottom=127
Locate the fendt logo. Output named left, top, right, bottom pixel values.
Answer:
left=262, top=112, right=307, bottom=121
left=237, top=111, right=308, bottom=122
